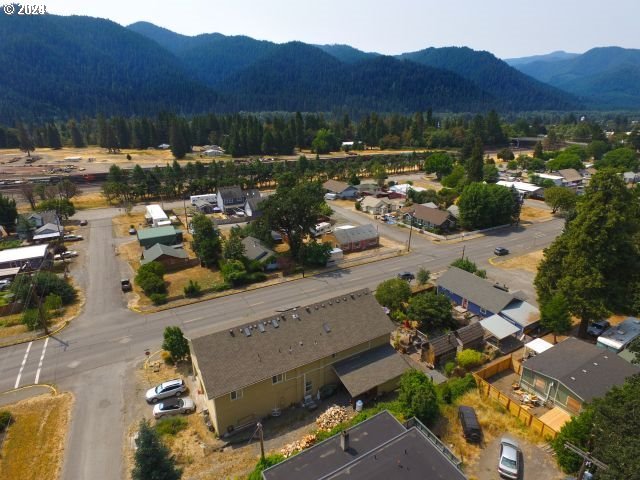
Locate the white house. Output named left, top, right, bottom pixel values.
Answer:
left=145, top=204, right=170, bottom=227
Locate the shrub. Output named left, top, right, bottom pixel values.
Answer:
left=246, top=272, right=267, bottom=283
left=444, top=361, right=456, bottom=377
left=161, top=351, right=174, bottom=365
left=183, top=280, right=202, bottom=298
left=135, top=262, right=166, bottom=296
left=220, top=260, right=248, bottom=286
left=22, top=309, right=42, bottom=330
left=0, top=411, right=12, bottom=432
left=211, top=281, right=230, bottom=292
left=398, top=370, right=439, bottom=426
left=456, top=349, right=485, bottom=371
left=416, top=268, right=430, bottom=286
left=446, top=374, right=476, bottom=400
left=155, top=417, right=187, bottom=436
left=247, top=454, right=285, bottom=480
left=150, top=293, right=167, bottom=305
left=11, top=271, right=77, bottom=306
left=44, top=293, right=63, bottom=316
left=355, top=201, right=362, bottom=211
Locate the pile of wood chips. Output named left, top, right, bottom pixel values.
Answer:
left=315, top=405, right=350, bottom=432
left=279, top=434, right=317, bottom=457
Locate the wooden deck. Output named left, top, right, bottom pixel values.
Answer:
left=538, top=406, right=572, bottom=433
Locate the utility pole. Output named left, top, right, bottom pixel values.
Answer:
left=407, top=210, right=415, bottom=252
left=35, top=292, right=49, bottom=335
left=564, top=440, right=608, bottom=480
left=257, top=422, right=265, bottom=461
left=461, top=245, right=466, bottom=260
left=183, top=196, right=188, bottom=230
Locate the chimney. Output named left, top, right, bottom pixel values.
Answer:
left=340, top=430, right=349, bottom=451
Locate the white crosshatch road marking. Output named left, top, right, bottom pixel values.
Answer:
left=14, top=341, right=33, bottom=389
left=34, top=337, right=49, bottom=384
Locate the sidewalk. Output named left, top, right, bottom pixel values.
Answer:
left=0, top=384, right=56, bottom=407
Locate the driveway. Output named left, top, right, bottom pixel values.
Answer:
left=466, top=435, right=564, bottom=480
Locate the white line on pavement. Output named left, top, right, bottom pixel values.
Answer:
left=14, top=341, right=33, bottom=389
left=34, top=337, right=49, bottom=384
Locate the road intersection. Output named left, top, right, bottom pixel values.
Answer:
left=0, top=205, right=563, bottom=479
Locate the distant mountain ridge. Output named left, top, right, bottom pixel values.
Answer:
left=510, top=47, right=640, bottom=108
left=0, top=16, right=585, bottom=123
left=505, top=51, right=580, bottom=67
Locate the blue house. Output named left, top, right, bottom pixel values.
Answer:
left=437, top=267, right=540, bottom=334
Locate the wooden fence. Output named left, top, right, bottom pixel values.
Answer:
left=473, top=355, right=558, bottom=440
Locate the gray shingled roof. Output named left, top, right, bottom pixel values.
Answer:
left=333, top=344, right=410, bottom=397
left=428, top=332, right=458, bottom=356
left=557, top=168, right=583, bottom=183
left=523, top=337, right=640, bottom=402
left=456, top=322, right=484, bottom=345
left=407, top=204, right=452, bottom=227
left=323, top=179, right=351, bottom=193
left=333, top=224, right=379, bottom=245
left=437, top=267, right=515, bottom=314
left=241, top=236, right=274, bottom=262
left=190, top=289, right=395, bottom=399
left=141, top=244, right=188, bottom=264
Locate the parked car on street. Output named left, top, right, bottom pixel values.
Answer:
left=54, top=251, right=79, bottom=261
left=498, top=437, right=521, bottom=479
left=494, top=247, right=509, bottom=256
left=0, top=279, right=11, bottom=291
left=63, top=234, right=83, bottom=242
left=153, top=397, right=195, bottom=419
left=121, top=279, right=132, bottom=292
left=128, top=227, right=137, bottom=235
left=397, top=271, right=415, bottom=281
left=587, top=320, right=610, bottom=338
left=145, top=378, right=187, bottom=404
left=458, top=406, right=482, bottom=443
left=79, top=219, right=88, bottom=226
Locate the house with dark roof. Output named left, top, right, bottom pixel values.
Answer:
left=189, top=289, right=409, bottom=435
left=402, top=204, right=455, bottom=232
left=556, top=168, right=584, bottom=190
left=17, top=211, right=60, bottom=240
left=140, top=244, right=190, bottom=269
left=32, top=222, right=64, bottom=243
left=421, top=322, right=485, bottom=366
left=331, top=225, right=379, bottom=252
left=262, top=410, right=466, bottom=480
left=192, top=198, right=216, bottom=214
left=437, top=267, right=540, bottom=334
left=519, top=337, right=639, bottom=414
left=322, top=180, right=358, bottom=199
left=241, top=236, right=277, bottom=270
left=217, top=186, right=260, bottom=213
left=244, top=196, right=265, bottom=217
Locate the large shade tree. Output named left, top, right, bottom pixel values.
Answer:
left=535, top=171, right=640, bottom=337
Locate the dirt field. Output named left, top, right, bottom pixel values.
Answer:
left=520, top=206, right=554, bottom=223
left=0, top=392, right=74, bottom=480
left=73, top=192, right=111, bottom=210
left=492, top=250, right=544, bottom=274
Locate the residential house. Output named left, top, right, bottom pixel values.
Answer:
left=556, top=168, right=584, bottom=190
left=217, top=186, right=260, bottom=213
left=322, top=180, right=358, bottom=199
left=244, top=196, right=264, bottom=218
left=403, top=204, right=455, bottom=232
left=360, top=196, right=391, bottom=215
left=535, top=173, right=564, bottom=186
left=136, top=225, right=182, bottom=249
left=355, top=183, right=382, bottom=196
left=204, top=146, right=225, bottom=157
left=145, top=204, right=170, bottom=227
left=447, top=204, right=460, bottom=220
left=437, top=267, right=540, bottom=333
left=140, top=244, right=190, bottom=269
left=496, top=181, right=543, bottom=199
left=32, top=223, right=64, bottom=243
left=332, top=224, right=379, bottom=253
left=421, top=201, right=438, bottom=209
left=189, top=289, right=409, bottom=435
left=623, top=171, right=640, bottom=184
left=23, top=211, right=59, bottom=229
left=262, top=410, right=466, bottom=480
left=241, top=236, right=277, bottom=270
left=0, top=244, right=51, bottom=270
left=519, top=337, right=639, bottom=414
left=192, top=198, right=216, bottom=214
left=596, top=317, right=640, bottom=353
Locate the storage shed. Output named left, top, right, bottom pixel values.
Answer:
left=137, top=226, right=182, bottom=249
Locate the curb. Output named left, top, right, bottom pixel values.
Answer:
left=487, top=256, right=500, bottom=266
left=0, top=383, right=58, bottom=397
left=0, top=320, right=70, bottom=349
left=129, top=250, right=407, bottom=314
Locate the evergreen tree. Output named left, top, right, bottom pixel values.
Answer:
left=69, top=120, right=85, bottom=148
left=0, top=193, right=18, bottom=230
left=132, top=420, right=182, bottom=480
left=47, top=123, right=62, bottom=149
left=466, top=137, right=484, bottom=182
left=540, top=292, right=572, bottom=344
left=533, top=141, right=544, bottom=159
left=170, top=120, right=189, bottom=159
left=17, top=123, right=34, bottom=157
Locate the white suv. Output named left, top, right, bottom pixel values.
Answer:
left=145, top=379, right=187, bottom=404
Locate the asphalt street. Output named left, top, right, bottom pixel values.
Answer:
left=0, top=205, right=563, bottom=480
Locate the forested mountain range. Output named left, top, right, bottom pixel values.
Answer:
left=509, top=47, right=640, bottom=109
left=504, top=51, right=580, bottom=67
left=0, top=14, right=585, bottom=123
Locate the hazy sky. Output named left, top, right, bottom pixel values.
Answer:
left=47, top=0, right=639, bottom=58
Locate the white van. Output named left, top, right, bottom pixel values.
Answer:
left=310, top=222, right=332, bottom=237
left=324, top=193, right=337, bottom=201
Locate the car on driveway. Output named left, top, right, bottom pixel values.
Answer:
left=145, top=378, right=187, bottom=404
left=498, top=437, right=521, bottom=479
left=63, top=234, right=83, bottom=242
left=397, top=272, right=415, bottom=281
left=494, top=247, right=509, bottom=256
left=0, top=279, right=11, bottom=291
left=54, top=250, right=79, bottom=261
left=587, top=320, right=610, bottom=338
left=128, top=227, right=137, bottom=235
left=153, top=397, right=195, bottom=419
left=458, top=406, right=482, bottom=443
left=121, top=279, right=132, bottom=292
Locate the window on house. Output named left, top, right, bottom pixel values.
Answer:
left=534, top=377, right=547, bottom=392
left=305, top=380, right=313, bottom=395
left=480, top=308, right=487, bottom=315
left=230, top=389, right=243, bottom=401
left=272, top=374, right=284, bottom=385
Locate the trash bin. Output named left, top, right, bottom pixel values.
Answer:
left=355, top=400, right=363, bottom=412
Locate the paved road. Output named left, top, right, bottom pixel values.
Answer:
left=0, top=205, right=563, bottom=480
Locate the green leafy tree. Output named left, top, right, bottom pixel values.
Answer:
left=0, top=193, right=17, bottom=230
left=398, top=370, right=439, bottom=426
left=458, top=183, right=516, bottom=230
left=57, top=179, right=79, bottom=200
left=533, top=141, right=544, bottom=159
left=423, top=152, right=453, bottom=180
left=36, top=198, right=75, bottom=219
left=222, top=234, right=246, bottom=261
left=546, top=152, right=584, bottom=171
left=135, top=262, right=166, bottom=296
left=441, top=165, right=466, bottom=190
left=132, top=419, right=182, bottom=480
left=407, top=292, right=453, bottom=330
left=220, top=259, right=248, bottom=286
left=450, top=258, right=486, bottom=278
left=416, top=268, right=430, bottom=286
left=482, top=164, right=499, bottom=183
left=540, top=292, right=572, bottom=343
left=544, top=186, right=577, bottom=214
left=456, top=349, right=484, bottom=370
left=259, top=175, right=325, bottom=259
left=466, top=137, right=484, bottom=182
left=191, top=214, right=221, bottom=267
left=586, top=140, right=609, bottom=160
left=597, top=147, right=638, bottom=171
left=375, top=278, right=411, bottom=313
left=311, top=129, right=337, bottom=154
left=535, top=171, right=640, bottom=337
left=162, top=326, right=190, bottom=362
left=11, top=271, right=77, bottom=306
left=370, top=162, right=387, bottom=187
left=497, top=148, right=515, bottom=161
left=302, top=241, right=332, bottom=267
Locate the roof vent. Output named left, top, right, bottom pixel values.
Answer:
left=229, top=329, right=235, bottom=337
left=263, top=321, right=267, bottom=325
left=336, top=299, right=340, bottom=303
left=271, top=319, right=279, bottom=328
left=570, top=376, right=576, bottom=381
left=593, top=362, right=598, bottom=366
left=323, top=323, right=331, bottom=333
left=281, top=315, right=286, bottom=321
left=582, top=369, right=588, bottom=373
left=351, top=294, right=355, bottom=300
left=604, top=355, right=609, bottom=359
left=293, top=314, right=300, bottom=320
left=315, top=305, right=319, bottom=310
left=288, top=346, right=292, bottom=353
left=306, top=307, right=311, bottom=313
left=322, top=304, right=325, bottom=308
left=343, top=297, right=347, bottom=301
left=258, top=323, right=266, bottom=333
left=329, top=300, right=332, bottom=305
left=299, top=341, right=303, bottom=347
left=243, top=328, right=251, bottom=337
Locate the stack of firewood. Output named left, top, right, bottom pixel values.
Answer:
left=315, top=405, right=350, bottom=431
left=280, top=434, right=317, bottom=457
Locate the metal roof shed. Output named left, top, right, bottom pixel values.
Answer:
left=480, top=315, right=519, bottom=340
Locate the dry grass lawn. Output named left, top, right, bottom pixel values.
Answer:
left=494, top=250, right=544, bottom=274
left=520, top=205, right=554, bottom=223
left=437, top=390, right=541, bottom=467
left=113, top=213, right=147, bottom=238
left=0, top=392, right=74, bottom=480
left=165, top=267, right=223, bottom=298
left=72, top=192, right=111, bottom=210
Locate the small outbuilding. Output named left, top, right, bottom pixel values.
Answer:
left=137, top=226, right=182, bottom=249
left=332, top=224, right=379, bottom=252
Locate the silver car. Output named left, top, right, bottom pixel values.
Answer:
left=145, top=379, right=187, bottom=403
left=498, top=437, right=521, bottom=479
left=153, top=397, right=195, bottom=419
